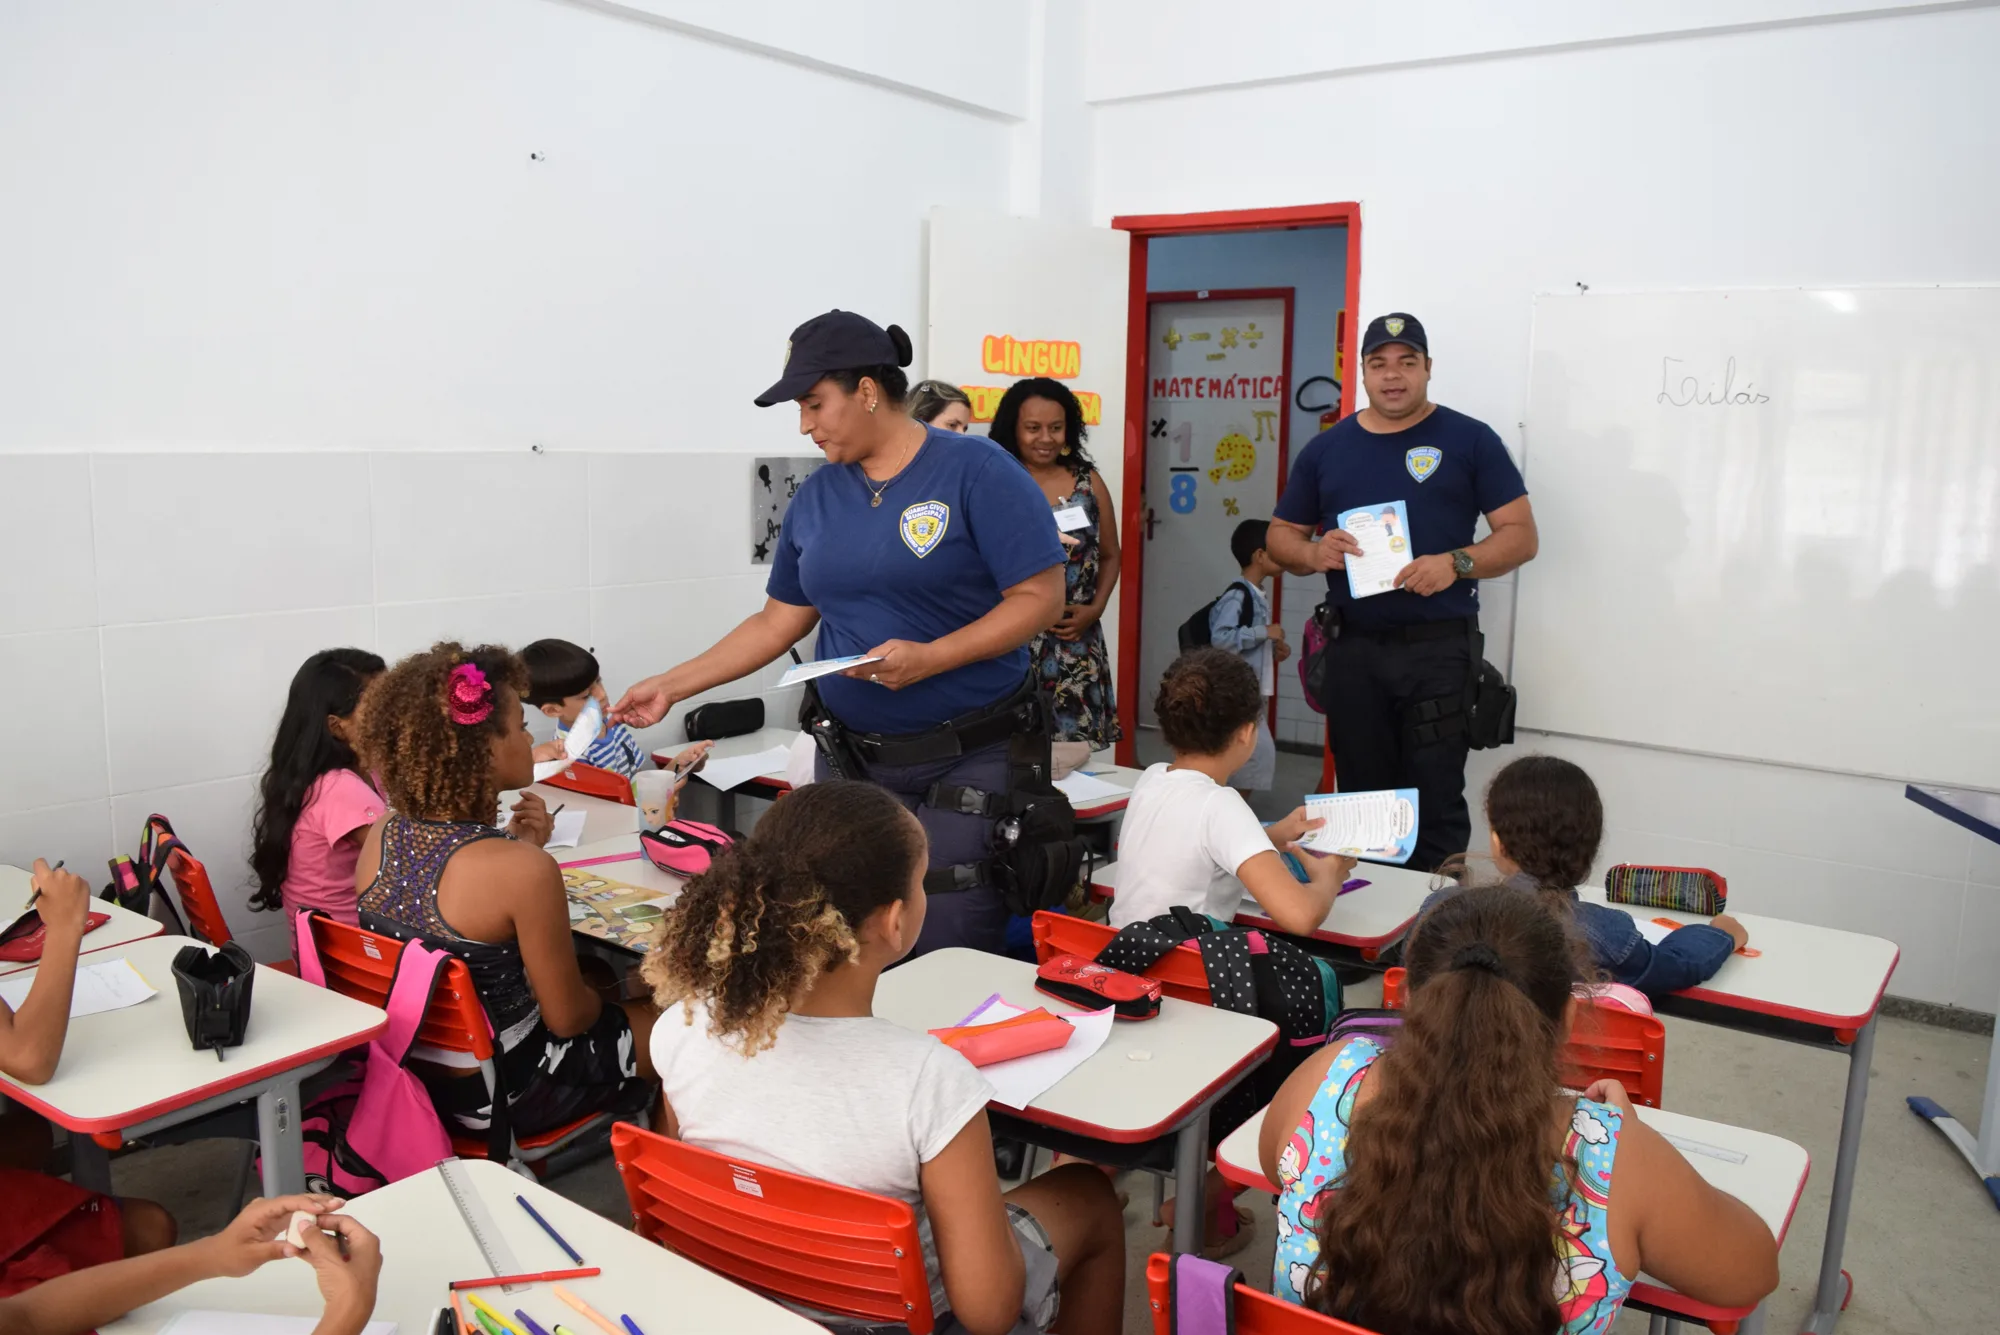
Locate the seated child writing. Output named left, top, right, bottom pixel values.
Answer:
left=351, top=643, right=658, bottom=1142
left=1, top=860, right=176, bottom=1292
left=1262, top=886, right=1777, bottom=1334
left=1424, top=755, right=1748, bottom=997
left=1206, top=520, right=1289, bottom=795
left=0, top=1194, right=378, bottom=1335
left=1109, top=648, right=1354, bottom=937
left=644, top=781, right=1126, bottom=1335
left=248, top=649, right=387, bottom=925
left=521, top=638, right=649, bottom=777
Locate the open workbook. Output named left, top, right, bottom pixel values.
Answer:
left=1297, top=789, right=1420, bottom=865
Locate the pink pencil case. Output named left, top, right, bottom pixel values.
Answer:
left=640, top=819, right=734, bottom=877
left=929, top=1009, right=1074, bottom=1067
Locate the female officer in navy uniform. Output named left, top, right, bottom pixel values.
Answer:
left=613, top=311, right=1067, bottom=956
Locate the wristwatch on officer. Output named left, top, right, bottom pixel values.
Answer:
left=1450, top=548, right=1475, bottom=578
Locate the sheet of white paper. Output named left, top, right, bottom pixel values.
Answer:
left=783, top=731, right=819, bottom=788
left=1052, top=504, right=1091, bottom=532
left=955, top=996, right=1115, bottom=1111
left=1053, top=771, right=1127, bottom=804
left=0, top=957, right=157, bottom=1018
left=159, top=1313, right=396, bottom=1335
left=695, top=744, right=796, bottom=792
left=1337, top=500, right=1411, bottom=599
left=778, top=655, right=885, bottom=687
left=545, top=809, right=590, bottom=849
left=564, top=696, right=605, bottom=760
left=1633, top=917, right=1674, bottom=946
left=531, top=758, right=573, bottom=783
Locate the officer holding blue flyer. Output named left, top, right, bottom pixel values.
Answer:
left=614, top=310, right=1070, bottom=956
left=1267, top=313, right=1538, bottom=868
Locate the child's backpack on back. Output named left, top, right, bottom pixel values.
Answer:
left=1176, top=578, right=1257, bottom=653
left=1095, top=906, right=1342, bottom=1137
left=289, top=909, right=459, bottom=1196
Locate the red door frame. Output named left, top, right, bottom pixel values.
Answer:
left=1141, top=285, right=1295, bottom=738
left=1109, top=203, right=1362, bottom=768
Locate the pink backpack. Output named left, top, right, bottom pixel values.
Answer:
left=290, top=909, right=456, bottom=1195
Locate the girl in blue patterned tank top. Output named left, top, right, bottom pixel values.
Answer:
left=1258, top=887, right=1781, bottom=1335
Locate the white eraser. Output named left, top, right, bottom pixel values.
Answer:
left=1127, top=1049, right=1152, bottom=1062
left=284, top=1210, right=316, bottom=1248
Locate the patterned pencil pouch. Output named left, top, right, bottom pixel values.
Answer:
left=1602, top=864, right=1726, bottom=916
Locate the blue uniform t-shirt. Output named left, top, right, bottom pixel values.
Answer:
left=1274, top=404, right=1526, bottom=628
left=768, top=425, right=1065, bottom=735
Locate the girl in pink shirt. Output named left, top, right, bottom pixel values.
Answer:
left=249, top=649, right=386, bottom=925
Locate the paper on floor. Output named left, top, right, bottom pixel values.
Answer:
left=0, top=956, right=157, bottom=1018
left=954, top=995, right=1114, bottom=1111
left=695, top=744, right=795, bottom=792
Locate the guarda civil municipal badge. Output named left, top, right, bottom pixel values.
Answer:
left=900, top=500, right=950, bottom=558
left=1406, top=446, right=1441, bottom=483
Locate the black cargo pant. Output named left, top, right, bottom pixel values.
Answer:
left=1323, top=619, right=1474, bottom=871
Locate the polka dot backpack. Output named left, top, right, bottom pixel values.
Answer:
left=1096, top=906, right=1343, bottom=1139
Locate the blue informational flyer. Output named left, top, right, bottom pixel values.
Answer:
left=1299, top=788, right=1420, bottom=865
left=1336, top=499, right=1412, bottom=599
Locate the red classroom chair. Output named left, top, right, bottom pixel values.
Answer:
left=1146, top=1253, right=1382, bottom=1335
left=1030, top=909, right=1212, bottom=1006
left=1380, top=967, right=1668, bottom=1107
left=613, top=1121, right=936, bottom=1333
left=300, top=913, right=616, bottom=1169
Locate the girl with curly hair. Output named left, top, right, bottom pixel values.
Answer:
left=1260, top=886, right=1777, bottom=1335
left=643, top=780, right=1126, bottom=1335
left=351, top=643, right=656, bottom=1142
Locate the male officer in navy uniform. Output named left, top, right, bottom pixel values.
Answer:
left=1267, top=314, right=1538, bottom=869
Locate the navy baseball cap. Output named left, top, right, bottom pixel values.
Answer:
left=754, top=310, right=911, bottom=407
left=1360, top=312, right=1429, bottom=357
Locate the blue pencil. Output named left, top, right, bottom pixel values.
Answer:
left=620, top=1317, right=647, bottom=1335
left=514, top=1194, right=585, bottom=1265
left=515, top=1310, right=553, bottom=1335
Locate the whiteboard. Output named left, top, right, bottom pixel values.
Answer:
left=1514, top=288, right=2000, bottom=789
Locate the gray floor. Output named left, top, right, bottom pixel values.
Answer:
left=99, top=738, right=1997, bottom=1334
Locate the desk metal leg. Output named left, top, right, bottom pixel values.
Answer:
left=717, top=789, right=738, bottom=831
left=1801, top=1014, right=1875, bottom=1334
left=257, top=1077, right=305, bottom=1197
left=1905, top=1010, right=2000, bottom=1208
left=70, top=1132, right=113, bottom=1195
left=1170, top=1110, right=1211, bottom=1256
left=1741, top=1301, right=1768, bottom=1335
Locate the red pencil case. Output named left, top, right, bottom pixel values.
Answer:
left=929, top=1009, right=1075, bottom=1066
left=0, top=909, right=112, bottom=964
left=640, top=819, right=734, bottom=877
left=1034, top=954, right=1161, bottom=1021
left=540, top=761, right=636, bottom=806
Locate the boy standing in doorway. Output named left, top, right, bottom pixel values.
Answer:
left=1208, top=519, right=1289, bottom=796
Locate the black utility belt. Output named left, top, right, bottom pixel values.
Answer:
left=1334, top=613, right=1474, bottom=645
left=807, top=675, right=1040, bottom=770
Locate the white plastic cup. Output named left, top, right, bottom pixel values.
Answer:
left=633, top=769, right=674, bottom=830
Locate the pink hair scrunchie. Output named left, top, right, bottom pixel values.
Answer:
left=446, top=662, right=494, bottom=725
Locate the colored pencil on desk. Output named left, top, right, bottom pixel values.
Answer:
left=515, top=1193, right=586, bottom=1264
left=450, top=1267, right=600, bottom=1290
left=470, top=1311, right=506, bottom=1335
left=619, top=1316, right=647, bottom=1335
left=552, top=1284, right=624, bottom=1335
left=452, top=1290, right=472, bottom=1335
left=516, top=1310, right=554, bottom=1335
left=466, top=1293, right=526, bottom=1335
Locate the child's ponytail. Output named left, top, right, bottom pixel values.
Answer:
left=644, top=781, right=925, bottom=1054
left=1307, top=887, right=1581, bottom=1335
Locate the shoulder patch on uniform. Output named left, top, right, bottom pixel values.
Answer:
left=900, top=500, right=950, bottom=558
left=1405, top=446, right=1441, bottom=482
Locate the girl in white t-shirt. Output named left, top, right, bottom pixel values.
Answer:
left=642, top=781, right=1126, bottom=1335
left=1112, top=648, right=1355, bottom=935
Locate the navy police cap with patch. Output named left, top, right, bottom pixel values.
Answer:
left=754, top=310, right=911, bottom=407
left=1360, top=312, right=1429, bottom=357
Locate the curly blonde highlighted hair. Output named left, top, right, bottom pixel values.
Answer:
left=355, top=642, right=527, bottom=823
left=642, top=781, right=926, bottom=1055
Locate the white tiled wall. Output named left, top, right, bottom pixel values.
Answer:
left=1464, top=731, right=1998, bottom=1011
left=0, top=451, right=801, bottom=961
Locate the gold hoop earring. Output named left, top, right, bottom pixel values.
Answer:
left=1061, top=445, right=1072, bottom=456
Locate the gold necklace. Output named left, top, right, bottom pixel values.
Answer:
left=864, top=432, right=918, bottom=507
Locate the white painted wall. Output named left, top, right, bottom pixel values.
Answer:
left=1091, top=2, right=2000, bottom=1007
left=0, top=0, right=1029, bottom=957
left=1145, top=227, right=1349, bottom=749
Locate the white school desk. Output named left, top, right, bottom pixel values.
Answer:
left=1088, top=859, right=1432, bottom=959
left=0, top=935, right=386, bottom=1198
left=1575, top=888, right=1895, bottom=1335
left=103, top=1157, right=823, bottom=1335
left=1215, top=1102, right=1810, bottom=1335
left=874, top=946, right=1277, bottom=1256
left=1903, top=784, right=2000, bottom=1210
left=0, top=863, right=164, bottom=977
